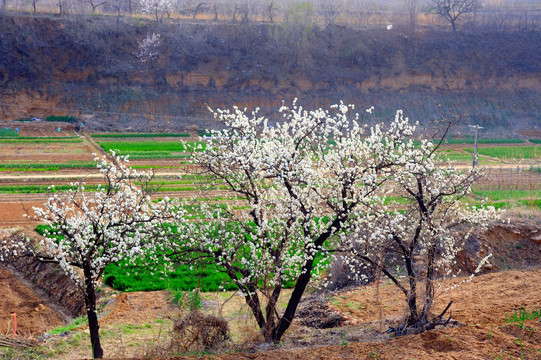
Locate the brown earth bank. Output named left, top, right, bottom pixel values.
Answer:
left=0, top=267, right=64, bottom=336
left=1, top=15, right=540, bottom=133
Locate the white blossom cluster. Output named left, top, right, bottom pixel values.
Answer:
left=140, top=0, right=174, bottom=21
left=0, top=101, right=500, bottom=341
left=22, top=153, right=187, bottom=289
left=340, top=134, right=500, bottom=318
left=179, top=101, right=420, bottom=297
left=137, top=32, right=161, bottom=63
left=173, top=102, right=500, bottom=335
left=0, top=232, right=31, bottom=262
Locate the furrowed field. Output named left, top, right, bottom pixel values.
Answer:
left=1, top=127, right=540, bottom=290
left=1, top=122, right=541, bottom=360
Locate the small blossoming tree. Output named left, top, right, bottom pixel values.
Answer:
left=140, top=0, right=174, bottom=21
left=173, top=101, right=417, bottom=343
left=20, top=154, right=184, bottom=359
left=342, top=134, right=498, bottom=334
left=137, top=32, right=161, bottom=63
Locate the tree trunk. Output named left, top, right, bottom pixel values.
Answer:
left=270, top=257, right=315, bottom=342
left=84, top=267, right=103, bottom=359
left=87, top=305, right=103, bottom=359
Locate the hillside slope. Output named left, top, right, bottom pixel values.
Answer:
left=1, top=14, right=540, bottom=131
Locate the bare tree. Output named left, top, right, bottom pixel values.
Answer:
left=30, top=0, right=39, bottom=14
left=425, top=0, right=483, bottom=32
left=347, top=0, right=376, bottom=29
left=404, top=0, right=418, bottom=31
left=141, top=0, right=174, bottom=22
left=266, top=0, right=277, bottom=22
left=192, top=2, right=205, bottom=19
left=58, top=0, right=69, bottom=16
left=87, top=0, right=107, bottom=13
left=319, top=0, right=342, bottom=29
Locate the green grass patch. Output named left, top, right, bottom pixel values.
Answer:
left=436, top=150, right=474, bottom=162
left=472, top=189, right=541, bottom=201
left=443, top=138, right=524, bottom=144
left=0, top=138, right=82, bottom=143
left=0, top=183, right=102, bottom=194
left=97, top=141, right=205, bottom=153
left=464, top=146, right=541, bottom=159
left=0, top=128, right=20, bottom=137
left=46, top=115, right=77, bottom=123
left=518, top=199, right=541, bottom=209
left=0, top=162, right=95, bottom=172
left=103, top=261, right=238, bottom=292
left=49, top=317, right=88, bottom=335
left=505, top=307, right=541, bottom=328
left=34, top=224, right=238, bottom=293
left=91, top=133, right=191, bottom=138
left=529, top=139, right=541, bottom=144
left=120, top=151, right=192, bottom=160
left=131, top=165, right=185, bottom=169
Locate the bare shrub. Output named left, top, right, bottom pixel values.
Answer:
left=323, top=253, right=375, bottom=292
left=169, top=311, right=230, bottom=354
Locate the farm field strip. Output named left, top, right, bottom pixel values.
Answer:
left=0, top=138, right=83, bottom=143
left=96, top=140, right=206, bottom=152
left=442, top=138, right=525, bottom=144
left=91, top=133, right=191, bottom=138
left=464, top=145, right=541, bottom=160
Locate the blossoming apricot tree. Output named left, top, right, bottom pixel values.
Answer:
left=341, top=133, right=498, bottom=334
left=20, top=154, right=185, bottom=359
left=174, top=101, right=417, bottom=343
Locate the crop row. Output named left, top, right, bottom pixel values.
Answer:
left=472, top=188, right=541, bottom=201
left=0, top=182, right=228, bottom=194
left=0, top=184, right=102, bottom=193
left=443, top=138, right=524, bottom=144
left=464, top=146, right=541, bottom=159
left=0, top=138, right=83, bottom=143
left=0, top=128, right=19, bottom=137
left=0, top=162, right=96, bottom=172
left=119, top=151, right=192, bottom=160
left=98, top=141, right=205, bottom=152
left=91, top=133, right=191, bottom=138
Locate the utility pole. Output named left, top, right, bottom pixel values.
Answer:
left=469, top=125, right=483, bottom=169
